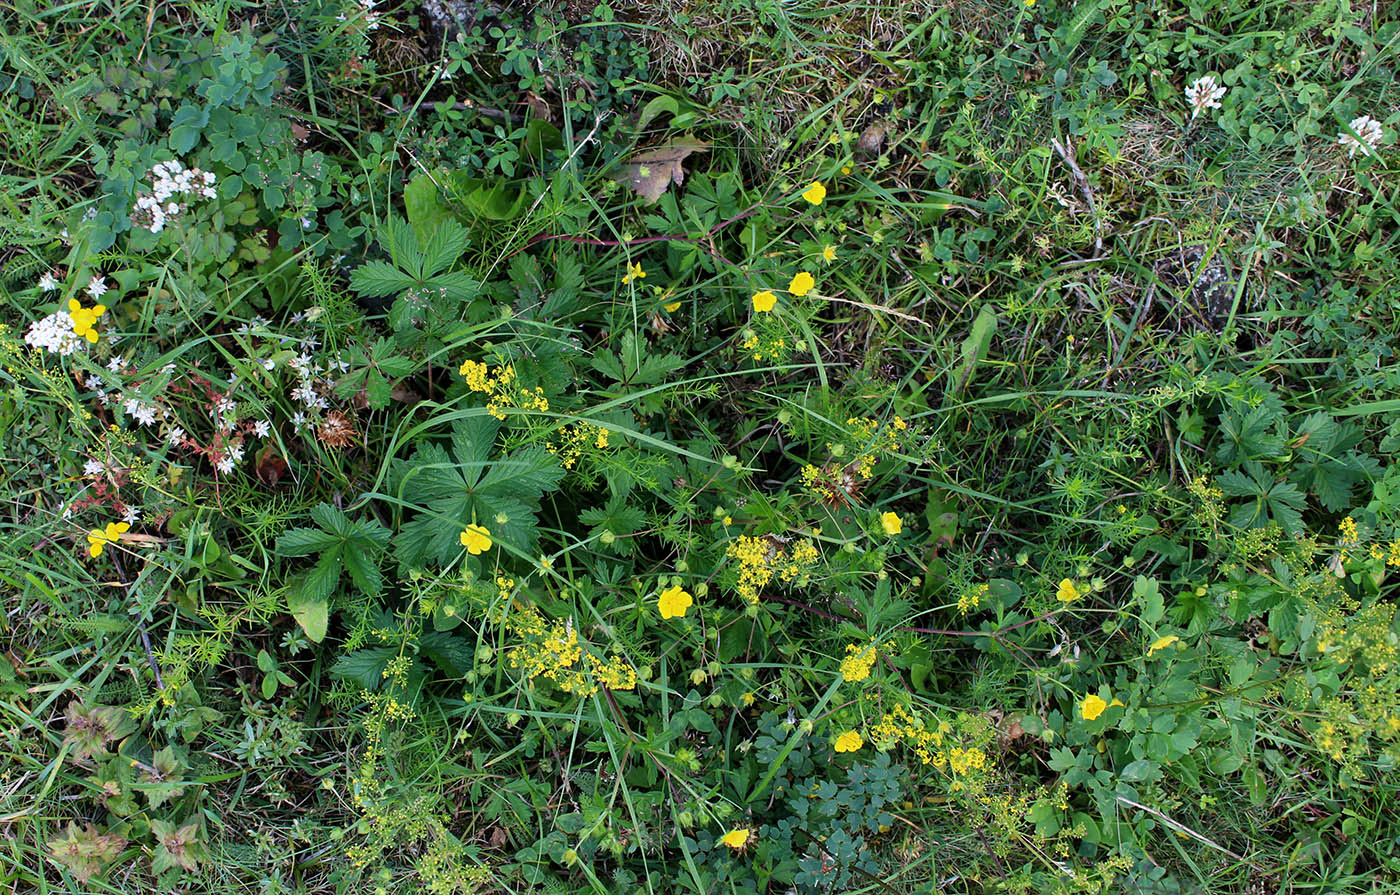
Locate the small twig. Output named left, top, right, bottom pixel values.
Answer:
left=109, top=552, right=165, bottom=691
left=1050, top=137, right=1103, bottom=255
left=1116, top=795, right=1268, bottom=871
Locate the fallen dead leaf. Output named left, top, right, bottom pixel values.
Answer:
left=613, top=138, right=710, bottom=204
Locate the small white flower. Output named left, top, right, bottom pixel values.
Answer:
left=228, top=442, right=246, bottom=462
left=167, top=426, right=186, bottom=446
left=84, top=459, right=105, bottom=477
left=292, top=411, right=307, bottom=428
left=1185, top=76, right=1226, bottom=119
left=107, top=356, right=127, bottom=373
left=261, top=358, right=277, bottom=371
left=253, top=419, right=272, bottom=438
left=122, top=507, right=141, bottom=524
left=24, top=311, right=84, bottom=355
left=1339, top=115, right=1384, bottom=158
left=86, top=275, right=109, bottom=299
left=216, top=454, right=236, bottom=474
left=38, top=272, right=59, bottom=291
left=85, top=375, right=103, bottom=390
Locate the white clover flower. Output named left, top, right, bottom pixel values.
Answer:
left=38, top=272, right=59, bottom=291
left=1338, top=115, right=1384, bottom=158
left=1185, top=76, right=1226, bottom=120
left=24, top=311, right=85, bottom=356
left=253, top=419, right=271, bottom=438
left=86, top=275, right=109, bottom=299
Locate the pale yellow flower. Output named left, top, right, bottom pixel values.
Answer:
left=1147, top=635, right=1180, bottom=656
left=622, top=262, right=645, bottom=285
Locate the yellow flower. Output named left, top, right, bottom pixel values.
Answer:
left=801, top=180, right=827, bottom=205
left=840, top=164, right=852, bottom=175
left=880, top=512, right=902, bottom=536
left=663, top=300, right=681, bottom=312
left=622, top=262, right=645, bottom=285
left=720, top=828, right=751, bottom=850
left=460, top=524, right=492, bottom=555
left=657, top=585, right=693, bottom=619
left=788, top=272, right=815, bottom=296
left=834, top=730, right=864, bottom=753
left=1147, top=635, right=1180, bottom=656
left=1056, top=578, right=1082, bottom=603
left=821, top=245, right=837, bottom=262
left=68, top=299, right=107, bottom=343
left=1080, top=694, right=1108, bottom=721
left=1025, top=0, right=1036, bottom=6
left=86, top=521, right=130, bottom=557
left=751, top=290, right=778, bottom=313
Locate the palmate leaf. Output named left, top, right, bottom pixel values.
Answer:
left=395, top=418, right=566, bottom=567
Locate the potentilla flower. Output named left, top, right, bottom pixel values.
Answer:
left=85, top=275, right=109, bottom=299
left=788, top=271, right=815, bottom=296
left=801, top=180, right=827, bottom=205
left=834, top=730, right=864, bottom=753
left=1338, top=115, right=1384, bottom=158
left=657, top=585, right=693, bottom=619
left=880, top=511, right=902, bottom=536
left=460, top=524, right=493, bottom=555
left=751, top=290, right=777, bottom=313
left=37, top=272, right=59, bottom=291
left=1184, top=75, right=1226, bottom=119
left=1080, top=694, right=1107, bottom=721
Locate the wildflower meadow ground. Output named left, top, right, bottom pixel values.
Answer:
left=2, top=1, right=1400, bottom=893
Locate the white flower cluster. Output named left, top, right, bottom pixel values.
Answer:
left=1338, top=115, right=1384, bottom=158
left=1185, top=75, right=1226, bottom=120
left=24, top=310, right=85, bottom=356
left=132, top=159, right=218, bottom=234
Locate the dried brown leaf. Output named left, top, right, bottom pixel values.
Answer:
left=614, top=138, right=710, bottom=204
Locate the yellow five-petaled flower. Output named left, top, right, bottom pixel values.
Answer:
left=460, top=524, right=492, bottom=555
left=801, top=180, right=827, bottom=205
left=1056, top=578, right=1082, bottom=603
left=1081, top=694, right=1107, bottom=721
left=720, top=828, right=751, bottom=850
left=87, top=521, right=130, bottom=557
left=657, top=584, right=693, bottom=619
left=834, top=730, right=864, bottom=753
left=788, top=272, right=815, bottom=296
left=751, top=290, right=777, bottom=313
left=881, top=512, right=902, bottom=536
left=68, top=299, right=107, bottom=343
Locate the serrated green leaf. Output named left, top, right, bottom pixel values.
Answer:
left=350, top=260, right=417, bottom=298
left=344, top=544, right=383, bottom=596
left=275, top=526, right=340, bottom=557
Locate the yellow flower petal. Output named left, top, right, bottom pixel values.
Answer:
left=822, top=245, right=836, bottom=262
left=1081, top=694, right=1108, bottom=721
left=460, top=524, right=492, bottom=555
left=657, top=585, right=693, bottom=619
left=880, top=512, right=902, bottom=536
left=801, top=180, right=827, bottom=205
left=834, top=730, right=864, bottom=753
left=663, top=301, right=681, bottom=312
left=788, top=272, right=815, bottom=296
left=751, top=290, right=777, bottom=313
left=720, top=828, right=751, bottom=850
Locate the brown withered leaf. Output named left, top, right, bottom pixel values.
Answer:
left=856, top=121, right=887, bottom=157
left=255, top=445, right=288, bottom=487
left=614, top=138, right=710, bottom=204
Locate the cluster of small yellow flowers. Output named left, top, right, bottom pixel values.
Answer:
left=1366, top=540, right=1400, bottom=568
left=868, top=703, right=944, bottom=764
left=1315, top=600, right=1398, bottom=674
left=845, top=416, right=907, bottom=477
left=740, top=331, right=787, bottom=362
left=1187, top=474, right=1225, bottom=528
left=947, top=746, right=987, bottom=776
left=457, top=361, right=549, bottom=420
left=958, top=583, right=989, bottom=615
left=546, top=421, right=611, bottom=470
left=500, top=602, right=636, bottom=697
left=800, top=416, right=909, bottom=505
left=839, top=641, right=878, bottom=683
left=725, top=535, right=819, bottom=605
